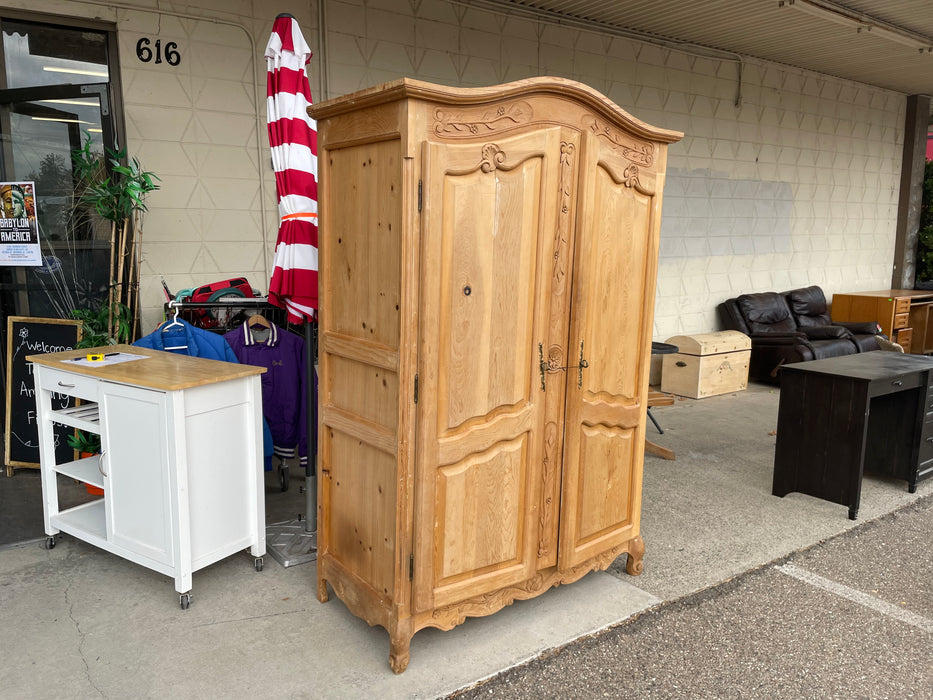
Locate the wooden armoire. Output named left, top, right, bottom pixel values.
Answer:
left=309, top=77, right=682, bottom=673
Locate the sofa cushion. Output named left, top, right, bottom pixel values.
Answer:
left=810, top=337, right=859, bottom=359
left=787, top=285, right=832, bottom=327
left=802, top=325, right=848, bottom=340
left=736, top=292, right=797, bottom=334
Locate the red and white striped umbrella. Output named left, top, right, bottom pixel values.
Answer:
left=265, top=13, right=318, bottom=323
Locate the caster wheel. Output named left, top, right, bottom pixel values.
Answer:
left=279, top=464, right=289, bottom=492
left=255, top=557, right=263, bottom=572
left=179, top=593, right=192, bottom=610
left=44, top=536, right=55, bottom=550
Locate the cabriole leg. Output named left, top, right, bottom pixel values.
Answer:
left=625, top=535, right=645, bottom=576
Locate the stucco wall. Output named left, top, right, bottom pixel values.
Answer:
left=1, top=0, right=904, bottom=340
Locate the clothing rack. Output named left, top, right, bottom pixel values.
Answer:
left=162, top=298, right=315, bottom=351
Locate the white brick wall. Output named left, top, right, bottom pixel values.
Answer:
left=8, top=0, right=905, bottom=340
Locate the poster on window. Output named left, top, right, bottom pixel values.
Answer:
left=0, top=181, right=40, bottom=266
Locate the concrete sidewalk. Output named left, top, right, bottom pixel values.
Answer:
left=1, top=383, right=930, bottom=699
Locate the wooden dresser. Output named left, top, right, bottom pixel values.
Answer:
left=831, top=289, right=933, bottom=353
left=310, top=77, right=682, bottom=672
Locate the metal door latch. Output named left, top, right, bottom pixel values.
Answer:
left=539, top=342, right=588, bottom=390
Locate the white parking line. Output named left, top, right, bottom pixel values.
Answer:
left=776, top=563, right=933, bottom=634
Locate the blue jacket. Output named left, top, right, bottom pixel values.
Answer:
left=224, top=321, right=310, bottom=466
left=134, top=319, right=240, bottom=364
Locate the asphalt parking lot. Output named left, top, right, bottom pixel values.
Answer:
left=449, top=494, right=933, bottom=699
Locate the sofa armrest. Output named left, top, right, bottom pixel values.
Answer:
left=833, top=321, right=882, bottom=335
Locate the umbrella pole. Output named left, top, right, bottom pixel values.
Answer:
left=304, top=319, right=317, bottom=534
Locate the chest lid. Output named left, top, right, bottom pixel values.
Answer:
left=665, top=331, right=751, bottom=356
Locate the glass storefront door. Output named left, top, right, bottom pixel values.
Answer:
left=0, top=16, right=119, bottom=322
left=0, top=83, right=115, bottom=318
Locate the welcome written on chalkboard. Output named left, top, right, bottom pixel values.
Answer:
left=5, top=316, right=81, bottom=473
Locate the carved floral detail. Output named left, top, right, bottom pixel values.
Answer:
left=433, top=101, right=533, bottom=136
left=553, top=141, right=574, bottom=294
left=623, top=164, right=640, bottom=189
left=537, top=421, right=559, bottom=557
left=582, top=114, right=654, bottom=166
left=426, top=541, right=634, bottom=630
left=547, top=345, right=563, bottom=371
left=479, top=144, right=505, bottom=173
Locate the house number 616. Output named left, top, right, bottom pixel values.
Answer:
left=136, top=38, right=181, bottom=66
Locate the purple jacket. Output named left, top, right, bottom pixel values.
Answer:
left=224, top=322, right=309, bottom=466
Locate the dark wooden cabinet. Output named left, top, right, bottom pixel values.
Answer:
left=773, top=352, right=933, bottom=519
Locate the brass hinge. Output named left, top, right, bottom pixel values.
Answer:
left=409, top=554, right=414, bottom=580
left=414, top=373, right=419, bottom=404
left=418, top=179, right=422, bottom=212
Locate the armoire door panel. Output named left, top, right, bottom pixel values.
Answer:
left=415, top=127, right=562, bottom=612
left=432, top=435, right=529, bottom=606
left=436, top=154, right=544, bottom=433
left=559, top=132, right=659, bottom=569
left=578, top=164, right=652, bottom=401
left=575, top=424, right=636, bottom=541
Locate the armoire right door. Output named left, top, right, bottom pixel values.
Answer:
left=558, top=127, right=662, bottom=571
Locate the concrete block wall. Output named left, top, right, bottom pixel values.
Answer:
left=322, top=0, right=905, bottom=341
left=4, top=0, right=905, bottom=339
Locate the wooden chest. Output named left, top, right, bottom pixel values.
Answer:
left=661, top=331, right=751, bottom=399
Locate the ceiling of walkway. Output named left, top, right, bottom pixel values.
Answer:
left=475, top=0, right=933, bottom=114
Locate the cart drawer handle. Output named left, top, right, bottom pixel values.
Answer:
left=57, top=381, right=75, bottom=388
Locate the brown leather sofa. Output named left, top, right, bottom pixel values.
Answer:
left=718, top=285, right=881, bottom=383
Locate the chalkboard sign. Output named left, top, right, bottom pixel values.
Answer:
left=5, top=316, right=81, bottom=474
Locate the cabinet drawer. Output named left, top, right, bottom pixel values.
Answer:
left=894, top=328, right=912, bottom=352
left=38, top=367, right=99, bottom=402
left=870, top=371, right=923, bottom=397
left=918, top=429, right=933, bottom=468
left=894, top=298, right=911, bottom=315
left=893, top=312, right=910, bottom=329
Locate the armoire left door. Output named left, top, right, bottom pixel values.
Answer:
left=413, top=125, right=565, bottom=614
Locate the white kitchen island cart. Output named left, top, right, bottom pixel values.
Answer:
left=29, top=344, right=267, bottom=609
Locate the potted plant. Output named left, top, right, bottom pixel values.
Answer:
left=66, top=429, right=103, bottom=495
left=71, top=299, right=133, bottom=348
left=71, top=134, right=159, bottom=341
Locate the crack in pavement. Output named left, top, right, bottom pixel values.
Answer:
left=64, top=577, right=106, bottom=698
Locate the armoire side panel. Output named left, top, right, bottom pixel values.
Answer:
left=325, top=428, right=398, bottom=601
left=318, top=133, right=406, bottom=618
left=323, top=139, right=403, bottom=349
